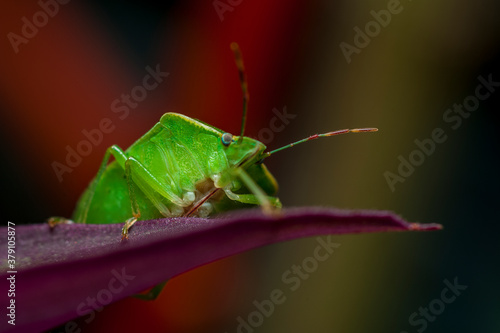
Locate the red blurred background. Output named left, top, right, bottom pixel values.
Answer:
left=1, top=1, right=315, bottom=331
left=1, top=0, right=499, bottom=332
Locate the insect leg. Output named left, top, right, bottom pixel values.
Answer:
left=99, top=145, right=186, bottom=210
left=118, top=156, right=188, bottom=239
left=71, top=144, right=184, bottom=238
left=72, top=145, right=126, bottom=223
left=121, top=158, right=141, bottom=240
left=120, top=156, right=186, bottom=239
left=120, top=157, right=185, bottom=207
left=46, top=216, right=74, bottom=230
left=224, top=190, right=282, bottom=211
left=184, top=187, right=221, bottom=217
left=224, top=168, right=282, bottom=214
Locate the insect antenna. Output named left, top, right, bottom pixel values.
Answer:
left=262, top=127, right=378, bottom=159
left=230, top=42, right=249, bottom=143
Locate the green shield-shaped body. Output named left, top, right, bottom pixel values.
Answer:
left=72, top=113, right=279, bottom=224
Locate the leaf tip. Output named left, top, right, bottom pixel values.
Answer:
left=408, top=222, right=443, bottom=231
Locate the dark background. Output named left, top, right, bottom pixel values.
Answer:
left=1, top=1, right=498, bottom=332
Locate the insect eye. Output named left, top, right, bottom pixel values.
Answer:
left=221, top=133, right=233, bottom=146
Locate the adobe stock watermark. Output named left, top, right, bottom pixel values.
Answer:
left=51, top=65, right=169, bottom=182
left=213, top=0, right=243, bottom=22
left=400, top=277, right=467, bottom=333
left=339, top=0, right=412, bottom=64
left=7, top=0, right=71, bottom=54
left=384, top=73, right=499, bottom=192
left=225, top=236, right=340, bottom=333
left=249, top=106, right=296, bottom=145
left=55, top=267, right=136, bottom=333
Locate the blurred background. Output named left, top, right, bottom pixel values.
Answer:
left=1, top=0, right=499, bottom=332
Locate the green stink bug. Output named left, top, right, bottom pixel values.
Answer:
left=49, top=43, right=377, bottom=239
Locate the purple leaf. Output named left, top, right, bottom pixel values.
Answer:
left=0, top=207, right=441, bottom=332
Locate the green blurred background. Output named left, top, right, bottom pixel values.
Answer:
left=1, top=0, right=498, bottom=332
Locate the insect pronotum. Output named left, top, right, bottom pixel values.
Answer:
left=49, top=43, right=377, bottom=239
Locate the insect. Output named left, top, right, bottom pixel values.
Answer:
left=49, top=43, right=377, bottom=239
